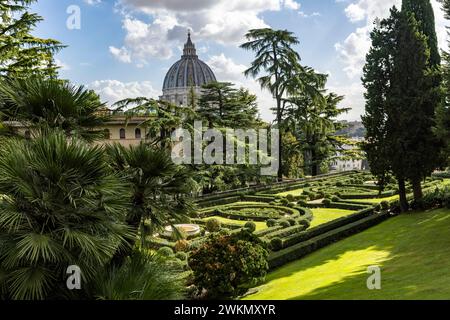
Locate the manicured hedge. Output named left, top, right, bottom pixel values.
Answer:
left=268, top=211, right=390, bottom=269
left=278, top=208, right=375, bottom=249
left=196, top=196, right=241, bottom=208
left=146, top=237, right=176, bottom=250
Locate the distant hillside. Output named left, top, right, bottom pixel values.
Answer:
left=336, top=121, right=366, bottom=138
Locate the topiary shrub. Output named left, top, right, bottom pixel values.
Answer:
left=280, top=198, right=290, bottom=206
left=336, top=181, right=344, bottom=187
left=279, top=220, right=291, bottom=228
left=188, top=230, right=269, bottom=299
left=322, top=199, right=332, bottom=207
left=331, top=196, right=341, bottom=202
left=206, top=218, right=222, bottom=232
left=157, top=246, right=174, bottom=258
left=286, top=194, right=295, bottom=202
left=266, top=219, right=277, bottom=227
left=270, top=237, right=283, bottom=251
left=288, top=218, right=297, bottom=226
left=298, top=219, right=311, bottom=229
left=298, top=200, right=308, bottom=207
left=244, top=221, right=256, bottom=233
left=174, top=240, right=190, bottom=252
left=175, top=252, right=188, bottom=261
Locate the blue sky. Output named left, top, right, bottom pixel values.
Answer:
left=30, top=0, right=448, bottom=122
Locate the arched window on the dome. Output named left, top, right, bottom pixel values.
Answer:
left=135, top=128, right=142, bottom=139
left=120, top=128, right=126, bottom=140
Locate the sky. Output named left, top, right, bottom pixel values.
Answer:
left=30, top=0, right=449, bottom=122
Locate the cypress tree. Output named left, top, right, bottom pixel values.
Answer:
left=402, top=0, right=441, bottom=66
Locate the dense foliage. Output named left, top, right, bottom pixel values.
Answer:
left=189, top=230, right=268, bottom=299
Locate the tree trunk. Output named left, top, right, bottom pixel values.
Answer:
left=311, top=147, right=318, bottom=176
left=412, top=178, right=423, bottom=201
left=398, top=177, right=409, bottom=213
left=277, top=100, right=283, bottom=182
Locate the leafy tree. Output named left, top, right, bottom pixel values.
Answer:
left=0, top=77, right=108, bottom=141
left=283, top=80, right=351, bottom=176
left=0, top=0, right=63, bottom=78
left=188, top=230, right=268, bottom=299
left=113, top=97, right=195, bottom=148
left=198, top=82, right=259, bottom=128
left=0, top=132, right=132, bottom=300
left=105, top=142, right=195, bottom=266
left=240, top=28, right=301, bottom=181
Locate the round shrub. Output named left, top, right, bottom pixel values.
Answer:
left=266, top=219, right=277, bottom=227
left=206, top=218, right=222, bottom=232
left=286, top=194, right=295, bottom=202
left=374, top=204, right=382, bottom=212
left=174, top=240, right=190, bottom=252
left=280, top=198, right=290, bottom=206
left=331, top=196, right=341, bottom=202
left=322, top=199, right=332, bottom=207
left=244, top=221, right=256, bottom=233
left=287, top=202, right=296, bottom=208
left=336, top=181, right=344, bottom=187
left=298, top=219, right=311, bottom=229
left=288, top=218, right=297, bottom=226
left=175, top=252, right=188, bottom=261
left=189, top=231, right=269, bottom=299
left=270, top=237, right=283, bottom=251
left=157, top=246, right=174, bottom=258
left=279, top=220, right=291, bottom=228
left=308, top=193, right=318, bottom=200
left=298, top=200, right=308, bottom=207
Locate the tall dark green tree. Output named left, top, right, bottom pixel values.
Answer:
left=0, top=0, right=63, bottom=78
left=436, top=0, right=450, bottom=165
left=362, top=13, right=397, bottom=197
left=402, top=0, right=441, bottom=66
left=240, top=28, right=301, bottom=181
left=363, top=7, right=443, bottom=211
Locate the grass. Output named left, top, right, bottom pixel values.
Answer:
left=203, top=216, right=268, bottom=231
left=345, top=194, right=400, bottom=204
left=309, top=208, right=355, bottom=228
left=276, top=188, right=303, bottom=197
left=244, top=208, right=450, bottom=300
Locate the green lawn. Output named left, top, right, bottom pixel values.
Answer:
left=276, top=188, right=303, bottom=197
left=244, top=208, right=450, bottom=300
left=204, top=216, right=268, bottom=231
left=309, top=208, right=354, bottom=228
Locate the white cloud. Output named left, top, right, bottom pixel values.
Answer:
left=333, top=0, right=449, bottom=121
left=84, top=0, right=101, bottom=5
left=88, top=80, right=161, bottom=105
left=207, top=54, right=275, bottom=122
left=112, top=0, right=299, bottom=65
left=284, top=0, right=300, bottom=10
left=109, top=46, right=132, bottom=63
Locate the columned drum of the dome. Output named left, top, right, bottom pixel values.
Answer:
left=160, top=33, right=217, bottom=106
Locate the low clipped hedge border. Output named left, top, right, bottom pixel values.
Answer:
left=272, top=207, right=375, bottom=249
left=199, top=203, right=301, bottom=221
left=268, top=211, right=390, bottom=269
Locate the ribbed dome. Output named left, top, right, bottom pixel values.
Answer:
left=162, top=32, right=216, bottom=91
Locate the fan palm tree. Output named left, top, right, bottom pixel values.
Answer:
left=105, top=143, right=196, bottom=266
left=0, top=131, right=133, bottom=300
left=0, top=77, right=109, bottom=141
left=92, top=250, right=186, bottom=300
